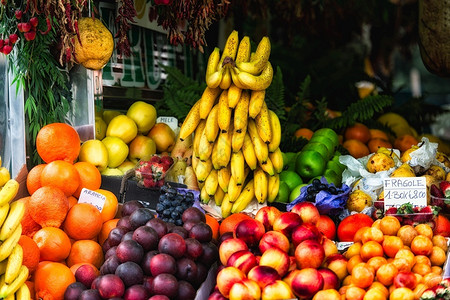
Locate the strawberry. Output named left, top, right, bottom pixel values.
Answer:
left=160, top=155, right=174, bottom=166
left=385, top=207, right=398, bottom=215
left=150, top=155, right=161, bottom=163
left=372, top=209, right=383, bottom=220
left=161, top=162, right=171, bottom=172
left=412, top=206, right=433, bottom=223
left=420, top=289, right=436, bottom=299
left=440, top=278, right=450, bottom=288
left=143, top=177, right=156, bottom=188
left=431, top=184, right=445, bottom=198
left=439, top=181, right=450, bottom=198
left=374, top=200, right=384, bottom=209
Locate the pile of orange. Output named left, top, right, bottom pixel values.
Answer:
left=340, top=216, right=447, bottom=300
left=20, top=123, right=121, bottom=300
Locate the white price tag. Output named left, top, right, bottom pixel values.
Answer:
left=78, top=188, right=107, bottom=212
left=383, top=177, right=427, bottom=210
left=156, top=116, right=178, bottom=132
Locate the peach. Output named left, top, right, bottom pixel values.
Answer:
left=219, top=238, right=248, bottom=265
left=288, top=256, right=297, bottom=273
left=323, top=253, right=349, bottom=282
left=261, top=280, right=295, bottom=300
left=272, top=212, right=302, bottom=237
left=255, top=206, right=282, bottom=231
left=312, top=289, right=341, bottom=300
left=393, top=271, right=417, bottom=290
left=216, top=266, right=246, bottom=298
left=259, top=247, right=290, bottom=277
left=291, top=223, right=322, bottom=247
left=247, top=265, right=281, bottom=289
left=208, top=290, right=227, bottom=300
left=259, top=231, right=290, bottom=254
left=291, top=202, right=320, bottom=225
left=322, top=237, right=338, bottom=258
left=228, top=278, right=261, bottom=300
left=295, top=239, right=325, bottom=269
left=226, top=250, right=258, bottom=275
left=234, top=219, right=265, bottom=247
left=283, top=269, right=299, bottom=287
left=317, top=268, right=340, bottom=290
left=290, top=268, right=324, bottom=299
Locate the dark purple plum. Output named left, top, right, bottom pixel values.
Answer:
left=208, top=291, right=227, bottom=300
left=194, top=263, right=208, bottom=288
left=104, top=245, right=118, bottom=260
left=91, top=275, right=102, bottom=289
left=218, top=231, right=234, bottom=245
left=121, top=231, right=134, bottom=242
left=165, top=222, right=176, bottom=232
left=146, top=218, right=168, bottom=239
left=184, top=238, right=203, bottom=260
left=100, top=256, right=121, bottom=275
left=117, top=216, right=133, bottom=231
left=75, top=264, right=98, bottom=289
left=141, top=250, right=159, bottom=276
left=176, top=280, right=196, bottom=300
left=97, top=274, right=125, bottom=299
left=123, top=284, right=149, bottom=300
left=149, top=253, right=176, bottom=276
left=115, top=261, right=144, bottom=287
left=182, top=221, right=197, bottom=232
left=158, top=233, right=186, bottom=258
left=129, top=208, right=154, bottom=230
left=189, top=222, right=212, bottom=243
left=64, top=282, right=87, bottom=300
left=116, top=239, right=144, bottom=264
left=142, top=276, right=154, bottom=295
left=175, top=257, right=198, bottom=283
left=122, top=200, right=145, bottom=217
left=108, top=226, right=130, bottom=247
left=78, top=289, right=101, bottom=300
left=151, top=273, right=179, bottom=299
left=181, top=207, right=206, bottom=224
left=169, top=226, right=189, bottom=239
left=132, top=226, right=159, bottom=251
left=148, top=295, right=170, bottom=300
left=198, top=242, right=219, bottom=267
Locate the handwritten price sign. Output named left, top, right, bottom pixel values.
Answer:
left=78, top=188, right=106, bottom=212
left=383, top=177, right=427, bottom=210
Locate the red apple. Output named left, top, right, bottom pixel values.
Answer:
left=393, top=271, right=417, bottom=289
left=259, top=231, right=290, bottom=254
left=323, top=253, right=348, bottom=282
left=294, top=239, right=325, bottom=269
left=291, top=202, right=320, bottom=225
left=261, top=280, right=295, bottom=300
left=226, top=250, right=258, bottom=275
left=255, top=206, right=282, bottom=231
left=216, top=267, right=246, bottom=298
left=317, top=268, right=340, bottom=290
left=272, top=212, right=302, bottom=237
left=228, top=279, right=261, bottom=300
left=259, top=247, right=290, bottom=277
left=291, top=223, right=322, bottom=247
left=289, top=268, right=324, bottom=299
left=247, top=266, right=281, bottom=289
left=234, top=219, right=265, bottom=247
left=219, top=238, right=248, bottom=266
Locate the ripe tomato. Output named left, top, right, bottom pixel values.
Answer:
left=337, top=213, right=374, bottom=242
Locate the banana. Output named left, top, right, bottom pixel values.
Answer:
left=219, top=67, right=232, bottom=90
left=267, top=174, right=280, bottom=203
left=0, top=260, right=7, bottom=275
left=218, top=90, right=232, bottom=133
left=193, top=120, right=206, bottom=158
left=211, top=139, right=221, bottom=170
left=205, top=104, right=220, bottom=143
left=219, top=30, right=239, bottom=66
left=221, top=193, right=233, bottom=218
left=5, top=245, right=22, bottom=284
left=0, top=224, right=21, bottom=262
left=204, top=169, right=219, bottom=196
left=234, top=90, right=250, bottom=134
left=0, top=201, right=25, bottom=241
left=191, top=155, right=199, bottom=172
left=231, top=179, right=255, bottom=214
left=268, top=110, right=281, bottom=152
left=227, top=83, right=242, bottom=109
left=200, top=185, right=211, bottom=204
left=248, top=90, right=265, bottom=119
left=205, top=47, right=222, bottom=88
left=0, top=265, right=28, bottom=299
left=269, top=148, right=284, bottom=174
left=247, top=119, right=269, bottom=165
left=242, top=133, right=258, bottom=170
left=230, top=151, right=245, bottom=186
left=0, top=204, right=10, bottom=229
left=236, top=36, right=271, bottom=75
left=0, top=168, right=10, bottom=188
left=179, top=100, right=201, bottom=141
left=230, top=67, right=247, bottom=89
left=4, top=292, right=13, bottom=300
left=206, top=66, right=225, bottom=89
left=199, top=87, right=222, bottom=119
left=235, top=36, right=251, bottom=64
left=215, top=125, right=233, bottom=169
left=236, top=61, right=274, bottom=91
left=232, top=130, right=246, bottom=153
left=198, top=127, right=214, bottom=162
left=214, top=187, right=225, bottom=206
left=254, top=168, right=268, bottom=204
left=218, top=166, right=231, bottom=193
left=194, top=159, right=212, bottom=183
left=259, top=157, right=275, bottom=176
left=227, top=176, right=243, bottom=203
left=0, top=180, right=19, bottom=207
left=255, top=101, right=272, bottom=144
left=15, top=283, right=30, bottom=300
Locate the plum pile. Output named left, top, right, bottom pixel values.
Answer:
left=155, top=185, right=196, bottom=226
left=64, top=201, right=218, bottom=300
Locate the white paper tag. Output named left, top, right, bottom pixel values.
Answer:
left=156, top=116, right=178, bottom=132
left=78, top=188, right=106, bottom=212
left=383, top=177, right=427, bottom=210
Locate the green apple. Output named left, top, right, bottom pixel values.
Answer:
left=102, top=136, right=129, bottom=168
left=289, top=183, right=308, bottom=202
left=295, top=150, right=326, bottom=179
left=275, top=181, right=290, bottom=203
left=331, top=154, right=346, bottom=172
left=106, top=115, right=138, bottom=144
left=326, top=161, right=344, bottom=179
left=126, top=101, right=157, bottom=135
left=281, top=152, right=297, bottom=171
left=103, top=110, right=122, bottom=125
left=101, top=167, right=124, bottom=176
left=302, top=142, right=329, bottom=161
left=309, top=135, right=336, bottom=159
left=128, top=135, right=157, bottom=162
left=279, top=170, right=303, bottom=191
left=323, top=168, right=341, bottom=186
left=313, top=128, right=339, bottom=147
left=95, top=117, right=107, bottom=140
left=79, top=139, right=109, bottom=172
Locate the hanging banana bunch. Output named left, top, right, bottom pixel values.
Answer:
left=178, top=31, right=283, bottom=218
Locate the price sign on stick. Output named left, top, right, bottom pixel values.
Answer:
left=78, top=188, right=106, bottom=212
left=383, top=177, right=427, bottom=210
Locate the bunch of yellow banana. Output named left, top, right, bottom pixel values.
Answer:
left=179, top=31, right=283, bottom=218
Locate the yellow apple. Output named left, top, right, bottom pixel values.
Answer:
left=129, top=135, right=157, bottom=163
left=103, top=110, right=122, bottom=125
left=118, top=160, right=136, bottom=174
left=0, top=167, right=10, bottom=186
left=95, top=117, right=107, bottom=140
left=78, top=139, right=109, bottom=171
left=147, top=123, right=176, bottom=153
left=101, top=167, right=124, bottom=176
left=101, top=136, right=129, bottom=168
left=106, top=115, right=138, bottom=144
left=126, top=101, right=157, bottom=134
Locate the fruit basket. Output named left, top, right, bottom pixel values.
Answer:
left=430, top=181, right=450, bottom=217
left=133, top=155, right=174, bottom=189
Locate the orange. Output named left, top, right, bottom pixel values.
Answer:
left=33, top=227, right=71, bottom=262
left=429, top=246, right=446, bottom=266
left=410, top=235, right=433, bottom=256
left=361, top=227, right=384, bottom=244
left=414, top=224, right=433, bottom=239
left=422, top=272, right=442, bottom=288
left=40, top=160, right=80, bottom=197
left=371, top=219, right=382, bottom=230
left=16, top=196, right=41, bottom=238
left=94, top=189, right=119, bottom=223
left=342, top=139, right=370, bottom=159
left=98, top=218, right=119, bottom=246
left=18, top=235, right=40, bottom=274
left=394, top=134, right=419, bottom=153
left=379, top=216, right=401, bottom=236
left=369, top=282, right=389, bottom=297
left=294, top=128, right=314, bottom=140
left=312, top=289, right=340, bottom=300
left=36, top=122, right=81, bottom=164
left=431, top=266, right=443, bottom=274
left=29, top=186, right=69, bottom=228
left=414, top=255, right=431, bottom=266
left=73, top=162, right=102, bottom=198
left=26, top=164, right=46, bottom=195
left=353, top=227, right=370, bottom=243
left=34, top=261, right=76, bottom=300
left=392, top=258, right=412, bottom=272
left=412, top=263, right=431, bottom=276
left=389, top=287, right=414, bottom=300
left=382, top=236, right=403, bottom=258
left=26, top=281, right=35, bottom=300
left=69, top=262, right=100, bottom=276
left=345, top=242, right=362, bottom=259
left=347, top=255, right=364, bottom=274
left=369, top=129, right=389, bottom=141
left=68, top=196, right=78, bottom=209
left=344, top=123, right=371, bottom=144
left=219, top=213, right=253, bottom=236
left=342, top=275, right=352, bottom=287
left=345, top=285, right=366, bottom=300
left=366, top=256, right=387, bottom=273
left=397, top=225, right=418, bottom=246
left=433, top=214, right=450, bottom=237
left=205, top=214, right=220, bottom=241
left=63, top=203, right=103, bottom=240
left=66, top=240, right=104, bottom=269
left=351, top=263, right=374, bottom=288
left=413, top=283, right=427, bottom=299
left=394, top=249, right=415, bottom=268
left=360, top=241, right=383, bottom=262
left=367, top=138, right=393, bottom=153
left=376, top=263, right=398, bottom=286
left=431, top=234, right=448, bottom=252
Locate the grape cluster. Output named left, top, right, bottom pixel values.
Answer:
left=156, top=185, right=195, bottom=226
left=305, top=178, right=339, bottom=202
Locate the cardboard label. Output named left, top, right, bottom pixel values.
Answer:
left=383, top=177, right=427, bottom=210
left=78, top=188, right=106, bottom=212
left=157, top=116, right=178, bottom=132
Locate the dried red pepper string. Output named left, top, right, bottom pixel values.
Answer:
left=39, top=17, right=51, bottom=35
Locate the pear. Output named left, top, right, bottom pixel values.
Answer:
left=425, top=165, right=446, bottom=181
left=346, top=189, right=372, bottom=212
left=377, top=146, right=399, bottom=160
left=366, top=152, right=395, bottom=173
left=401, top=145, right=419, bottom=163
left=184, top=166, right=199, bottom=190
left=391, top=163, right=416, bottom=177
left=167, top=158, right=188, bottom=182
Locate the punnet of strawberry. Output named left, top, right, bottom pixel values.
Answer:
left=372, top=202, right=440, bottom=229
left=134, top=155, right=174, bottom=189
left=430, top=180, right=450, bottom=213
left=420, top=278, right=450, bottom=300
